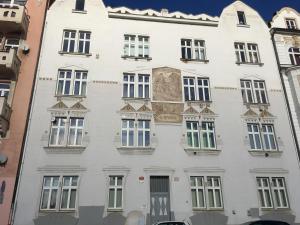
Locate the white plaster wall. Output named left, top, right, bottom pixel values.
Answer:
left=13, top=1, right=300, bottom=225
left=271, top=8, right=300, bottom=29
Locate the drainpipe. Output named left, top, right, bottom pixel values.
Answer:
left=270, top=29, right=300, bottom=163
left=8, top=0, right=50, bottom=224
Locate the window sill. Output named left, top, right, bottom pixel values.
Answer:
left=39, top=209, right=76, bottom=213
left=122, top=97, right=151, bottom=102
left=184, top=148, right=221, bottom=156
left=243, top=102, right=270, bottom=107
left=248, top=150, right=282, bottom=157
left=193, top=208, right=224, bottom=212
left=44, top=146, right=86, bottom=154
left=185, top=100, right=212, bottom=104
left=72, top=9, right=87, bottom=14
left=237, top=24, right=250, bottom=28
left=260, top=208, right=290, bottom=212
left=107, top=208, right=123, bottom=212
left=121, top=55, right=152, bottom=61
left=58, top=51, right=92, bottom=57
left=55, top=95, right=87, bottom=99
left=117, top=147, right=155, bottom=155
left=180, top=58, right=209, bottom=63
left=236, top=62, right=264, bottom=66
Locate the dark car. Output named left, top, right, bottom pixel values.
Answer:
left=241, top=220, right=290, bottom=225
left=154, top=222, right=186, bottom=225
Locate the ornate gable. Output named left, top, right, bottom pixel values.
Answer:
left=243, top=108, right=258, bottom=117
left=70, top=102, right=87, bottom=110
left=183, top=106, right=199, bottom=115
left=200, top=107, right=216, bottom=115
left=260, top=109, right=274, bottom=118
left=50, top=101, right=68, bottom=110
left=120, top=104, right=136, bottom=112
left=137, top=104, right=152, bottom=112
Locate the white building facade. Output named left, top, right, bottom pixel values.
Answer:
left=12, top=1, right=300, bottom=225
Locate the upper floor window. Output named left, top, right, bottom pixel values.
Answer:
left=123, top=73, right=150, bottom=99
left=286, top=18, right=297, bottom=30
left=0, top=83, right=10, bottom=97
left=289, top=47, right=300, bottom=66
left=235, top=42, right=261, bottom=64
left=186, top=121, right=216, bottom=150
left=5, top=38, right=19, bottom=51
left=56, top=70, right=87, bottom=97
left=240, top=80, right=268, bottom=104
left=62, top=30, right=91, bottom=54
left=123, top=35, right=150, bottom=58
left=247, top=123, right=277, bottom=151
left=40, top=176, right=79, bottom=211
left=237, top=11, right=247, bottom=25
left=49, top=117, right=84, bottom=147
left=183, top=77, right=210, bottom=102
left=75, top=0, right=85, bottom=11
left=121, top=119, right=150, bottom=148
left=256, top=177, right=289, bottom=209
left=108, top=176, right=123, bottom=210
left=181, top=39, right=206, bottom=61
left=190, top=176, right=223, bottom=210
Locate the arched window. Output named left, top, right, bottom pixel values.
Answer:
left=289, top=47, right=300, bottom=65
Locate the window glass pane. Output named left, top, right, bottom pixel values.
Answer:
left=69, top=190, right=77, bottom=208
left=108, top=189, right=114, bottom=208
left=61, top=190, right=68, bottom=209
left=116, top=189, right=122, bottom=208
left=191, top=190, right=197, bottom=207
left=208, top=190, right=214, bottom=207
left=41, top=190, right=50, bottom=209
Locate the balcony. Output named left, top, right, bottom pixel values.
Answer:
left=0, top=97, right=11, bottom=137
left=0, top=4, right=29, bottom=36
left=0, top=49, right=21, bottom=80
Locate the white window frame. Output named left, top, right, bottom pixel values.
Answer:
left=108, top=176, right=124, bottom=210
left=256, top=177, right=289, bottom=209
left=67, top=118, right=84, bottom=146
left=56, top=69, right=88, bottom=97
left=78, top=31, right=91, bottom=54
left=49, top=117, right=85, bottom=147
left=0, top=83, right=10, bottom=97
left=240, top=79, right=268, bottom=104
left=186, top=121, right=200, bottom=148
left=235, top=42, right=261, bottom=64
left=121, top=119, right=135, bottom=147
left=237, top=11, right=247, bottom=25
left=40, top=176, right=79, bottom=211
left=186, top=120, right=216, bottom=150
left=289, top=47, right=300, bottom=66
left=247, top=123, right=278, bottom=151
left=4, top=38, right=19, bottom=51
left=137, top=120, right=150, bottom=147
left=62, top=30, right=76, bottom=53
left=286, top=18, right=297, bottom=29
left=49, top=117, right=67, bottom=146
left=124, top=34, right=150, bottom=58
left=123, top=73, right=150, bottom=99
left=190, top=176, right=205, bottom=209
left=60, top=176, right=79, bottom=210
left=190, top=176, right=223, bottom=210
left=181, top=39, right=207, bottom=61
left=261, top=124, right=277, bottom=151
left=183, top=77, right=211, bottom=102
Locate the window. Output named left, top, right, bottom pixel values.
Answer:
left=78, top=31, right=90, bottom=54
left=5, top=38, right=19, bottom=51
left=286, top=19, right=297, bottom=29
left=49, top=117, right=85, bottom=147
left=123, top=73, right=150, bottom=99
left=247, top=123, right=277, bottom=151
left=237, top=11, right=247, bottom=25
left=62, top=30, right=76, bottom=53
left=256, top=177, right=289, bottom=209
left=62, top=30, right=91, bottom=54
left=40, top=176, right=79, bottom=211
left=0, top=83, right=10, bottom=97
left=183, top=77, right=210, bottom=102
left=186, top=121, right=216, bottom=149
left=235, top=42, right=261, bottom=64
left=190, top=176, right=223, bottom=210
left=108, top=176, right=123, bottom=209
left=121, top=119, right=151, bottom=148
left=56, top=70, right=87, bottom=96
left=181, top=39, right=207, bottom=61
left=75, top=0, right=85, bottom=11
left=67, top=118, right=84, bottom=146
left=124, top=35, right=150, bottom=58
left=240, top=80, right=268, bottom=104
left=289, top=47, right=300, bottom=65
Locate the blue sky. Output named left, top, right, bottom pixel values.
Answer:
left=103, top=0, right=300, bottom=21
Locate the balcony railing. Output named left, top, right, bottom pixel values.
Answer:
left=0, top=48, right=21, bottom=80
left=0, top=4, right=29, bottom=37
left=0, top=96, right=11, bottom=137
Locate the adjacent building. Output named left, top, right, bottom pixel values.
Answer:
left=0, top=0, right=49, bottom=225
left=12, top=1, right=300, bottom=225
left=270, top=7, right=300, bottom=163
